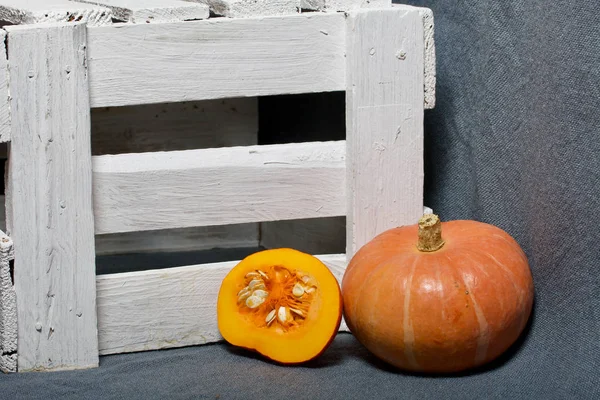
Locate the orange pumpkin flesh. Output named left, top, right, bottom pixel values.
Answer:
left=342, top=214, right=534, bottom=373
left=217, top=248, right=342, bottom=364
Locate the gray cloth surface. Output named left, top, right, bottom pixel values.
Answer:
left=2, top=0, right=599, bottom=398
left=414, top=0, right=600, bottom=396
left=0, top=331, right=595, bottom=400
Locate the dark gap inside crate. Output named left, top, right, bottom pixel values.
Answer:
left=0, top=142, right=5, bottom=196
left=258, top=91, right=346, bottom=144
left=96, top=246, right=260, bottom=275
left=90, top=92, right=345, bottom=155
left=91, top=97, right=259, bottom=155
left=96, top=216, right=345, bottom=275
left=8, top=257, right=14, bottom=285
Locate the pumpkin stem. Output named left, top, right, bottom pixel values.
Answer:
left=417, top=214, right=445, bottom=252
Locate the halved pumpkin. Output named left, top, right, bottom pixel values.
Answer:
left=217, top=248, right=342, bottom=364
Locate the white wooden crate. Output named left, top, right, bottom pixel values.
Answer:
left=0, top=0, right=435, bottom=372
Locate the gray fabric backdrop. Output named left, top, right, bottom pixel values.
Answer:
left=1, top=1, right=599, bottom=398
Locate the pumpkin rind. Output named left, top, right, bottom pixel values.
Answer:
left=342, top=218, right=534, bottom=373
left=217, top=248, right=342, bottom=364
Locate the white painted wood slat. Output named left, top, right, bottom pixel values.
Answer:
left=96, top=253, right=347, bottom=355
left=345, top=8, right=425, bottom=257
left=1, top=193, right=259, bottom=256
left=74, top=0, right=209, bottom=23
left=420, top=7, right=436, bottom=109
left=92, top=140, right=346, bottom=234
left=6, top=23, right=99, bottom=372
left=86, top=13, right=346, bottom=107
left=0, top=230, right=16, bottom=373
left=0, top=0, right=112, bottom=26
left=185, top=0, right=298, bottom=18
left=0, top=31, right=9, bottom=143
left=394, top=4, right=436, bottom=109
left=301, top=0, right=390, bottom=12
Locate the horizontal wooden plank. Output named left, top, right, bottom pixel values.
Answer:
left=0, top=0, right=112, bottom=26
left=96, top=253, right=347, bottom=355
left=92, top=140, right=346, bottom=234
left=301, top=0, right=390, bottom=12
left=186, top=0, right=298, bottom=18
left=75, top=0, right=209, bottom=23
left=86, top=13, right=346, bottom=107
left=4, top=194, right=259, bottom=257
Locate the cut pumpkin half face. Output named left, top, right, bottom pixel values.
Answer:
left=217, top=248, right=343, bottom=364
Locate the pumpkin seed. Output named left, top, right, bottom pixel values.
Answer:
left=237, top=286, right=251, bottom=298
left=265, top=309, right=276, bottom=325
left=248, top=279, right=263, bottom=289
left=292, top=283, right=305, bottom=298
left=237, top=290, right=252, bottom=303
left=289, top=307, right=304, bottom=317
left=253, top=289, right=269, bottom=299
left=246, top=295, right=265, bottom=309
left=258, top=270, right=269, bottom=280
left=245, top=272, right=260, bottom=279
left=277, top=306, right=291, bottom=324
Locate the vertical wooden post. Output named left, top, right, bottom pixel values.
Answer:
left=345, top=8, right=425, bottom=257
left=0, top=30, right=9, bottom=143
left=6, top=22, right=99, bottom=371
left=0, top=231, right=16, bottom=373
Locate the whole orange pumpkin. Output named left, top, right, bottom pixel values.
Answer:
left=342, top=214, right=534, bottom=373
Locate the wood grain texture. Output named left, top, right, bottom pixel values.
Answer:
left=86, top=13, right=346, bottom=107
left=0, top=0, right=112, bottom=26
left=0, top=230, right=16, bottom=373
left=393, top=4, right=436, bottom=109
left=185, top=0, right=298, bottom=17
left=91, top=98, right=258, bottom=155
left=0, top=353, right=15, bottom=373
left=420, top=7, right=436, bottom=109
left=96, top=253, right=347, bottom=355
left=75, top=0, right=209, bottom=23
left=302, top=0, right=390, bottom=12
left=345, top=8, right=424, bottom=257
left=6, top=23, right=99, bottom=371
left=0, top=31, right=9, bottom=143
left=92, top=140, right=346, bottom=234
